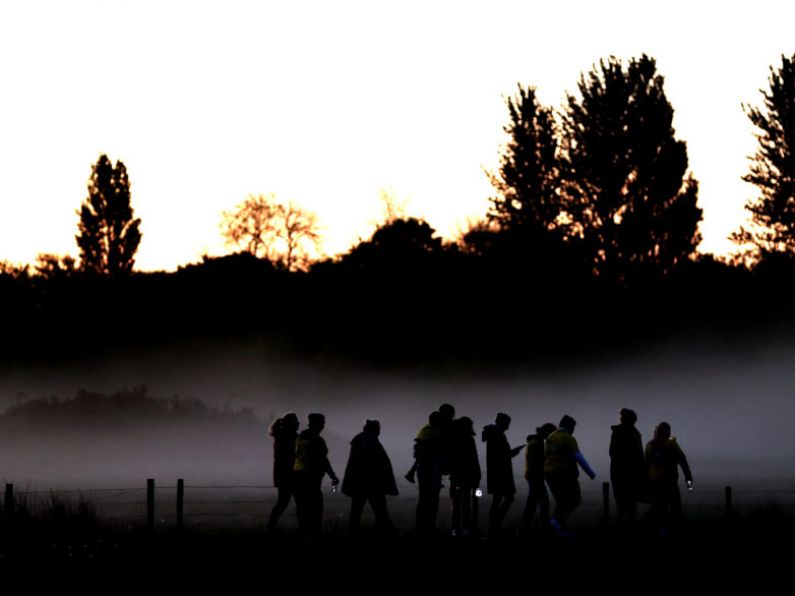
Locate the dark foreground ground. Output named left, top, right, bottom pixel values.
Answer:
left=0, top=510, right=791, bottom=593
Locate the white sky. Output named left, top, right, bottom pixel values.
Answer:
left=1, top=0, right=793, bottom=271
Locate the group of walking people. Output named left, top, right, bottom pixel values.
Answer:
left=266, top=405, right=693, bottom=538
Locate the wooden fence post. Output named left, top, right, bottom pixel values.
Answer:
left=147, top=479, right=155, bottom=530
left=177, top=479, right=184, bottom=530
left=4, top=483, right=13, bottom=518
left=472, top=489, right=480, bottom=538
left=602, top=482, right=610, bottom=526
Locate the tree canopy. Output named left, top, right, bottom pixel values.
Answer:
left=76, top=154, right=142, bottom=276
left=561, top=55, right=702, bottom=282
left=734, top=53, right=795, bottom=260
left=488, top=84, right=562, bottom=237
left=220, top=194, right=321, bottom=271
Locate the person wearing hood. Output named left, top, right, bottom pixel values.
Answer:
left=544, top=415, right=596, bottom=537
left=609, top=408, right=646, bottom=528
left=267, top=412, right=300, bottom=532
left=293, top=413, right=339, bottom=535
left=644, top=421, right=693, bottom=535
left=341, top=419, right=398, bottom=535
left=482, top=412, right=524, bottom=537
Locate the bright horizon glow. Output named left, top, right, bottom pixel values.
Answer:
left=1, top=1, right=794, bottom=271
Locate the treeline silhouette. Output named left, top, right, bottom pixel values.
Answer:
left=1, top=238, right=791, bottom=366
left=0, top=386, right=258, bottom=433
left=3, top=52, right=795, bottom=365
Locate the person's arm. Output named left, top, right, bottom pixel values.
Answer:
left=575, top=451, right=596, bottom=479
left=471, top=441, right=482, bottom=486
left=325, top=457, right=339, bottom=485
left=511, top=445, right=525, bottom=457
left=675, top=444, right=693, bottom=483
left=320, top=439, right=339, bottom=485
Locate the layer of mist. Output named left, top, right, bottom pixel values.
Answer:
left=1, top=335, right=793, bottom=496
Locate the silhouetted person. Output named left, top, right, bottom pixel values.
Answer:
left=405, top=403, right=456, bottom=483
left=644, top=422, right=693, bottom=536
left=544, top=415, right=596, bottom=537
left=482, top=412, right=524, bottom=537
left=267, top=412, right=300, bottom=532
left=341, top=419, right=398, bottom=535
left=609, top=408, right=646, bottom=528
left=521, top=422, right=556, bottom=533
left=448, top=416, right=481, bottom=537
left=293, top=413, right=339, bottom=536
left=438, top=402, right=456, bottom=474
left=412, top=410, right=445, bottom=535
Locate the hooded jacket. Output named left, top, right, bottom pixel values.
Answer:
left=341, top=431, right=398, bottom=497
left=482, top=424, right=516, bottom=494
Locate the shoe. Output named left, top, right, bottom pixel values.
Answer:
left=550, top=518, right=575, bottom=538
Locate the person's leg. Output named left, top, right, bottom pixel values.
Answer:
left=309, top=482, right=324, bottom=534
left=451, top=486, right=462, bottom=533
left=293, top=473, right=307, bottom=532
left=522, top=479, right=539, bottom=531
left=488, top=493, right=502, bottom=534
left=268, top=485, right=293, bottom=530
left=668, top=482, right=682, bottom=531
left=416, top=466, right=437, bottom=534
left=546, top=475, right=563, bottom=525
left=613, top=480, right=626, bottom=525
left=461, top=484, right=472, bottom=533
left=370, top=493, right=394, bottom=532
left=556, top=478, right=580, bottom=529
left=538, top=480, right=550, bottom=526
left=498, top=492, right=515, bottom=524
left=429, top=485, right=441, bottom=531
left=349, top=495, right=366, bottom=534
left=647, top=480, right=666, bottom=531
left=489, top=491, right=513, bottom=535
left=626, top=495, right=638, bottom=527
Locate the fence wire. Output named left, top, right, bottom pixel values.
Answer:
left=6, top=480, right=795, bottom=528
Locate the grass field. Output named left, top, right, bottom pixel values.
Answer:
left=1, top=487, right=792, bottom=592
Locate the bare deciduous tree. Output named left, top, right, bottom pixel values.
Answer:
left=281, top=202, right=321, bottom=271
left=378, top=187, right=409, bottom=224
left=220, top=194, right=322, bottom=270
left=220, top=194, right=282, bottom=260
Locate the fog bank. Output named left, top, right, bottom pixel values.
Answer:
left=1, top=336, right=793, bottom=492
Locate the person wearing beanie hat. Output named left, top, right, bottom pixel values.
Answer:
left=609, top=408, right=646, bottom=528
left=644, top=421, right=693, bottom=536
left=544, top=414, right=596, bottom=537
